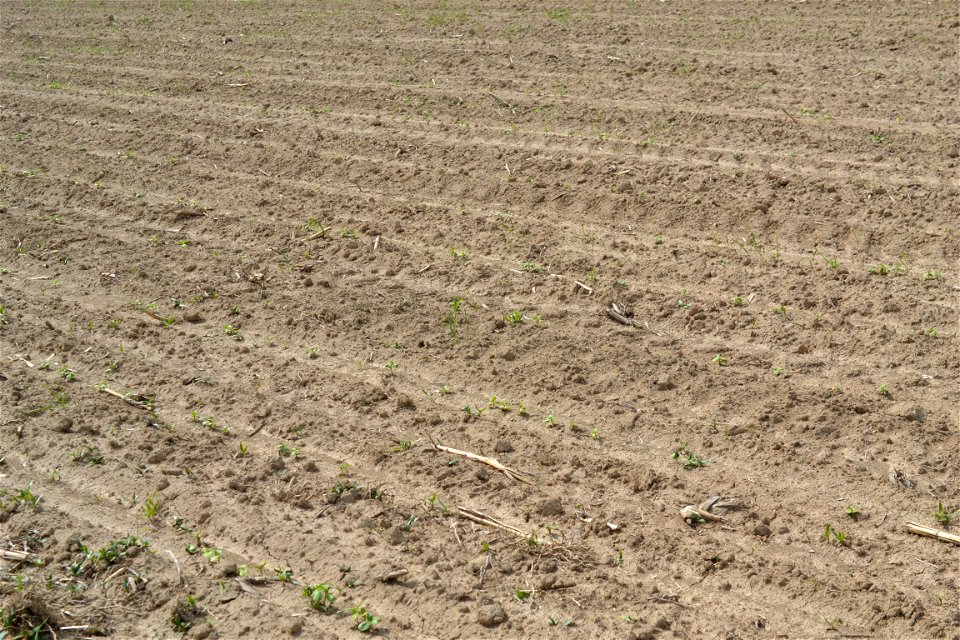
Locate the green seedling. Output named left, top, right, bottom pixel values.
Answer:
left=392, top=439, right=420, bottom=452
left=935, top=502, right=958, bottom=526
left=142, top=493, right=161, bottom=520
left=201, top=547, right=222, bottom=564
left=303, top=583, right=337, bottom=611
left=771, top=367, right=786, bottom=377
left=731, top=296, right=744, bottom=307
left=304, top=218, right=327, bottom=236
left=224, top=324, right=243, bottom=340
left=504, top=310, right=525, bottom=324
left=236, top=441, right=249, bottom=458
left=672, top=442, right=708, bottom=469
left=274, top=566, right=294, bottom=583
left=773, top=305, right=787, bottom=315
left=543, top=415, right=557, bottom=425
left=384, top=360, right=398, bottom=370
left=923, top=269, right=942, bottom=281
left=426, top=492, right=447, bottom=513
left=59, top=366, right=76, bottom=382
left=514, top=588, right=534, bottom=602
left=339, top=228, right=359, bottom=238
left=844, top=505, right=861, bottom=519
left=868, top=263, right=890, bottom=276
left=16, top=483, right=42, bottom=509
left=449, top=248, right=469, bottom=260
left=522, top=261, right=543, bottom=273
left=822, top=524, right=849, bottom=545
left=278, top=442, right=301, bottom=459
left=349, top=602, right=380, bottom=633
left=71, top=446, right=104, bottom=466
left=488, top=396, right=513, bottom=412
left=877, top=384, right=889, bottom=397
left=712, top=354, right=729, bottom=366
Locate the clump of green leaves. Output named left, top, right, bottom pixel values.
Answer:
left=712, top=353, right=729, bottom=366
left=349, top=602, right=380, bottom=632
left=822, top=523, right=848, bottom=545
left=224, top=324, right=243, bottom=340
left=69, top=535, right=149, bottom=577
left=935, top=502, right=958, bottom=527
left=71, top=446, right=104, bottom=466
left=449, top=248, right=469, bottom=261
left=504, top=310, right=525, bottom=324
left=303, top=583, right=337, bottom=611
left=672, top=442, right=708, bottom=469
left=278, top=442, right=301, bottom=459
left=522, top=261, right=543, bottom=273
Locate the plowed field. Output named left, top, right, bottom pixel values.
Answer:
left=1, top=2, right=958, bottom=638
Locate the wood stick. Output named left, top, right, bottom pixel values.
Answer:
left=457, top=507, right=530, bottom=539
left=1, top=549, right=38, bottom=562
left=98, top=386, right=152, bottom=411
left=905, top=522, right=960, bottom=545
left=429, top=436, right=533, bottom=485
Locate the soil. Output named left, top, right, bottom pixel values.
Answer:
left=1, top=2, right=958, bottom=639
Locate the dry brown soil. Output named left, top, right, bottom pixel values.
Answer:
left=1, top=1, right=959, bottom=639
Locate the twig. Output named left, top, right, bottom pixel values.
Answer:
left=97, top=386, right=152, bottom=411
left=1, top=549, right=38, bottom=562
left=164, top=550, right=186, bottom=587
left=647, top=595, right=690, bottom=609
left=574, top=281, right=593, bottom=294
left=14, top=354, right=35, bottom=368
left=905, top=522, right=960, bottom=545
left=487, top=91, right=514, bottom=113
left=429, top=436, right=533, bottom=485
left=380, top=569, right=408, bottom=583
left=457, top=507, right=531, bottom=539
left=781, top=108, right=800, bottom=126
left=607, top=302, right=640, bottom=328
left=226, top=82, right=249, bottom=87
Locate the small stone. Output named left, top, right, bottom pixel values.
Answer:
left=753, top=524, right=772, bottom=538
left=55, top=417, right=73, bottom=433
left=540, top=497, right=564, bottom=516
left=655, top=374, right=674, bottom=391
left=476, top=602, right=507, bottom=627
left=494, top=440, right=513, bottom=453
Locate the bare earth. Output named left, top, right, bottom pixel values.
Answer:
left=1, top=2, right=958, bottom=639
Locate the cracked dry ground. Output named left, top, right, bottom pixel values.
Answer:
left=1, top=1, right=958, bottom=639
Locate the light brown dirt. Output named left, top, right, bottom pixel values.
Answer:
left=1, top=2, right=958, bottom=639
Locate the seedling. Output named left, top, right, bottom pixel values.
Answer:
left=825, top=257, right=839, bottom=269
left=224, top=324, right=243, bottom=340
left=731, top=296, right=744, bottom=307
left=543, top=415, right=557, bottom=426
left=876, top=384, right=889, bottom=397
left=772, top=305, right=787, bottom=315
left=303, top=583, right=337, bottom=611
left=504, top=310, right=525, bottom=324
left=522, top=261, right=543, bottom=273
left=514, top=588, right=534, bottom=602
left=71, top=446, right=104, bottom=466
left=488, top=396, right=513, bottom=412
left=349, top=602, right=380, bottom=633
left=654, top=234, right=664, bottom=245
left=934, top=502, right=958, bottom=526
left=304, top=218, right=327, bottom=236
left=869, top=132, right=888, bottom=144
left=426, top=492, right=447, bottom=514
left=142, top=493, right=161, bottom=520
left=844, top=505, right=861, bottom=519
left=712, top=354, right=729, bottom=366
left=278, top=442, right=301, bottom=459
left=548, top=617, right=575, bottom=627
left=771, top=367, right=786, bottom=377
left=926, top=328, right=938, bottom=337
left=384, top=360, right=398, bottom=370
left=613, top=549, right=624, bottom=566
left=590, top=428, right=601, bottom=441
left=923, top=269, right=942, bottom=281
left=392, top=439, right=419, bottom=452
left=672, top=442, right=708, bottom=469
left=339, top=228, right=359, bottom=238
left=59, top=366, right=76, bottom=382
left=449, top=248, right=469, bottom=260
left=274, top=566, right=294, bottom=583
left=201, top=547, right=222, bottom=564
left=16, top=483, right=42, bottom=509
left=822, top=524, right=849, bottom=545
left=868, top=263, right=890, bottom=276
left=403, top=513, right=419, bottom=531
